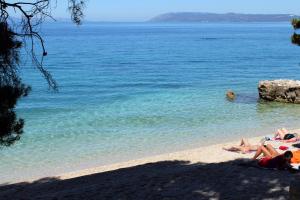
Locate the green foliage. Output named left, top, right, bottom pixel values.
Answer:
left=292, top=18, right=300, bottom=29
left=0, top=0, right=86, bottom=147
left=291, top=18, right=300, bottom=46
left=291, top=33, right=300, bottom=46
left=0, top=82, right=31, bottom=147
left=0, top=22, right=31, bottom=147
left=0, top=22, right=22, bottom=81
left=69, top=0, right=85, bottom=25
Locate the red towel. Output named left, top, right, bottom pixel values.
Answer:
left=279, top=146, right=288, bottom=151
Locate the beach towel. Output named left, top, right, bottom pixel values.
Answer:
left=279, top=146, right=289, bottom=151
left=291, top=150, right=300, bottom=164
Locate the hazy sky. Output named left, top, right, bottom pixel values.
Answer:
left=52, top=0, right=300, bottom=22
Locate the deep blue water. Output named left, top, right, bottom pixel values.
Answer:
left=1, top=22, right=300, bottom=183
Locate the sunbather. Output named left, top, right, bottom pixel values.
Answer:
left=253, top=144, right=293, bottom=170
left=274, top=128, right=299, bottom=143
left=223, top=138, right=259, bottom=154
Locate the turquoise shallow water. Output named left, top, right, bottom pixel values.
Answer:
left=1, top=22, right=300, bottom=183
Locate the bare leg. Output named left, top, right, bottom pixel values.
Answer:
left=253, top=145, right=272, bottom=159
left=265, top=144, right=279, bottom=158
left=282, top=128, right=289, bottom=134
left=274, top=129, right=281, bottom=139
left=253, top=146, right=264, bottom=159
left=278, top=130, right=286, bottom=140
left=275, top=129, right=287, bottom=140
left=240, top=138, right=250, bottom=147
left=248, top=144, right=259, bottom=151
left=239, top=139, right=244, bottom=146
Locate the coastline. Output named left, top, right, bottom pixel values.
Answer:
left=5, top=22, right=300, bottom=191
left=2, top=131, right=300, bottom=199
left=60, top=136, right=262, bottom=180
left=10, top=130, right=300, bottom=184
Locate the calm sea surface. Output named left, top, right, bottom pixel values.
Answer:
left=1, top=22, right=300, bottom=183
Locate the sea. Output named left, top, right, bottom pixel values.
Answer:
left=1, top=22, right=300, bottom=183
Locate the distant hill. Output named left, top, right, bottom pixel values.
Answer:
left=149, top=12, right=299, bottom=22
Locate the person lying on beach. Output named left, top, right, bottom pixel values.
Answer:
left=274, top=128, right=299, bottom=143
left=253, top=144, right=293, bottom=170
left=223, top=138, right=259, bottom=154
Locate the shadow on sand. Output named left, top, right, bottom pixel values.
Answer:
left=0, top=159, right=298, bottom=200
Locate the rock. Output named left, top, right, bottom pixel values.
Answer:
left=226, top=90, right=236, bottom=101
left=258, top=79, right=300, bottom=103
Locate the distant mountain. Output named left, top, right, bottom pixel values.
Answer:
left=149, top=12, right=299, bottom=22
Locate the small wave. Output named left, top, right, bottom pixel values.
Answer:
left=186, top=60, right=209, bottom=63
left=119, top=62, right=137, bottom=65
left=195, top=37, right=229, bottom=41
left=110, top=83, right=189, bottom=89
left=230, top=93, right=259, bottom=104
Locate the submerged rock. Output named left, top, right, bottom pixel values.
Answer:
left=258, top=79, right=300, bottom=103
left=226, top=90, right=236, bottom=101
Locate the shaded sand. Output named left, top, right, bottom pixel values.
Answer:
left=1, top=130, right=300, bottom=200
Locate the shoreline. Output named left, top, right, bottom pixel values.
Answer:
left=60, top=136, right=262, bottom=180
left=11, top=130, right=300, bottom=185
left=2, top=130, right=300, bottom=199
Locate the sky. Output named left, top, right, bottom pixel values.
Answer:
left=49, top=0, right=300, bottom=22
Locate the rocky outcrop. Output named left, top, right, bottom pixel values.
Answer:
left=258, top=80, right=300, bottom=103
left=226, top=90, right=236, bottom=101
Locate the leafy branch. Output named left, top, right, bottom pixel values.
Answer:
left=0, top=0, right=85, bottom=146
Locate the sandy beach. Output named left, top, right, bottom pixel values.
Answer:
left=1, top=130, right=300, bottom=200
